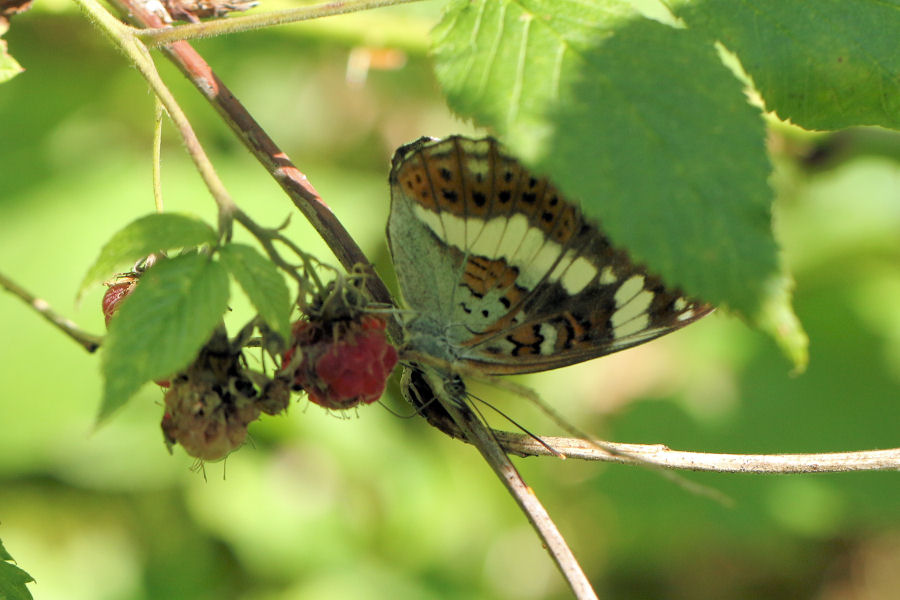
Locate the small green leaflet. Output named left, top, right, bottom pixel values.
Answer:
left=100, top=253, right=230, bottom=420
left=0, top=539, right=34, bottom=600
left=669, top=0, right=900, bottom=130
left=218, top=243, right=292, bottom=345
left=79, top=213, right=217, bottom=297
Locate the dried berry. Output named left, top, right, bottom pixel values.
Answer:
left=161, top=329, right=261, bottom=461
left=161, top=378, right=260, bottom=461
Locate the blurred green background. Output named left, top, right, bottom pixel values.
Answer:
left=2, top=4, right=900, bottom=599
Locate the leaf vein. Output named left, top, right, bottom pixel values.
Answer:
left=507, top=13, right=532, bottom=126
left=476, top=1, right=509, bottom=103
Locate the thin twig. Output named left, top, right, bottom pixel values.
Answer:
left=232, top=209, right=316, bottom=295
left=0, top=270, right=103, bottom=353
left=420, top=369, right=598, bottom=600
left=135, top=0, right=426, bottom=46
left=494, top=434, right=900, bottom=473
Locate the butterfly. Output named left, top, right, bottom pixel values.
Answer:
left=387, top=135, right=713, bottom=392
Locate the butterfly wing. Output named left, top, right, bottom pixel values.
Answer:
left=387, top=136, right=713, bottom=375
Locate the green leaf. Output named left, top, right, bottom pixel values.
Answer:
left=432, top=0, right=780, bottom=317
left=432, top=0, right=629, bottom=158
left=0, top=538, right=34, bottom=600
left=100, top=253, right=230, bottom=420
left=218, top=243, right=292, bottom=345
left=0, top=563, right=34, bottom=600
left=669, top=0, right=900, bottom=130
left=79, top=213, right=217, bottom=297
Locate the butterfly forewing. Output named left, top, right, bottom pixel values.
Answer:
left=388, top=136, right=713, bottom=375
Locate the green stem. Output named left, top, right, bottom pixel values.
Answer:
left=72, top=0, right=237, bottom=238
left=135, top=0, right=425, bottom=46
left=153, top=99, right=164, bottom=213
left=232, top=209, right=313, bottom=295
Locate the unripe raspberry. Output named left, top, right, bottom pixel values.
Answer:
left=102, top=278, right=137, bottom=326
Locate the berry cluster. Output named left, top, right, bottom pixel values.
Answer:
left=102, top=261, right=397, bottom=461
left=159, top=327, right=292, bottom=462
left=284, top=314, right=398, bottom=410
left=102, top=262, right=291, bottom=461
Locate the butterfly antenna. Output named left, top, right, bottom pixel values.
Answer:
left=478, top=375, right=733, bottom=505
left=476, top=374, right=623, bottom=455
left=378, top=398, right=421, bottom=419
left=465, top=390, right=565, bottom=459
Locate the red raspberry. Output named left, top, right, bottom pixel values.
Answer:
left=284, top=315, right=398, bottom=410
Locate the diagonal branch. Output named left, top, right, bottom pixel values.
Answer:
left=418, top=368, right=598, bottom=600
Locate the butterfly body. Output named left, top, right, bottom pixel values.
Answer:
left=387, top=135, right=712, bottom=378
